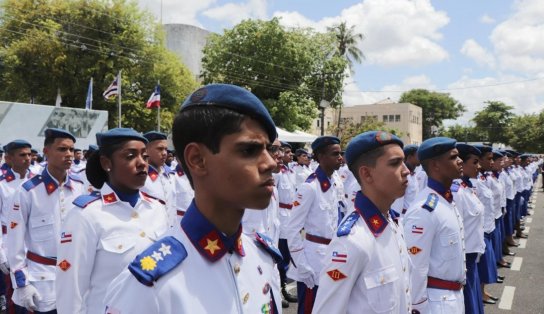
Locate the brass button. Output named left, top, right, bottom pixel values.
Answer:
left=234, top=264, right=240, bottom=274
left=140, top=231, right=146, bottom=237
left=118, top=244, right=123, bottom=250
left=132, top=212, right=139, bottom=219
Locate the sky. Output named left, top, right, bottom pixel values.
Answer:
left=137, top=0, right=544, bottom=126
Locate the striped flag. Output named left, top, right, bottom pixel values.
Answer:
left=85, top=78, right=93, bottom=110
left=103, top=74, right=119, bottom=101
left=146, top=84, right=161, bottom=109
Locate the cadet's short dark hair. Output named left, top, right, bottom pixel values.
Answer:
left=172, top=106, right=246, bottom=187
left=348, top=146, right=386, bottom=184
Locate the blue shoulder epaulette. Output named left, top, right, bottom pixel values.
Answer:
left=164, top=165, right=176, bottom=175
left=337, top=211, right=360, bottom=237
left=68, top=173, right=84, bottom=184
left=255, top=232, right=283, bottom=264
left=22, top=175, right=44, bottom=191
left=128, top=236, right=187, bottom=287
left=73, top=191, right=101, bottom=208
left=305, top=173, right=317, bottom=183
left=450, top=182, right=460, bottom=193
left=422, top=193, right=439, bottom=212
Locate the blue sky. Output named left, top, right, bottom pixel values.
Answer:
left=138, top=0, right=544, bottom=125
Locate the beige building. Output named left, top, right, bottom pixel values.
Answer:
left=311, top=98, right=423, bottom=145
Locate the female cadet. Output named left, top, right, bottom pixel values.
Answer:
left=453, top=144, right=485, bottom=314
left=55, top=128, right=169, bottom=313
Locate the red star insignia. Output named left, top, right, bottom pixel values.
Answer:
left=327, top=269, right=347, bottom=281
left=47, top=183, right=56, bottom=193
left=58, top=259, right=71, bottom=271
left=408, top=246, right=422, bottom=255
left=10, top=221, right=17, bottom=229
left=149, top=172, right=158, bottom=181
left=103, top=193, right=116, bottom=203
left=370, top=215, right=383, bottom=229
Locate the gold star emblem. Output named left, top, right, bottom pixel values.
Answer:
left=371, top=218, right=380, bottom=226
left=140, top=256, right=157, bottom=271
left=204, top=238, right=221, bottom=255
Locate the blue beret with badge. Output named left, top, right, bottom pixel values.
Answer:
left=311, top=136, right=340, bottom=152
left=44, top=128, right=76, bottom=142
left=96, top=128, right=148, bottom=148
left=181, top=84, right=277, bottom=142
left=3, top=140, right=32, bottom=153
left=143, top=131, right=167, bottom=142
left=456, top=143, right=481, bottom=158
left=345, top=131, right=403, bottom=167
left=403, top=144, right=418, bottom=156
left=473, top=144, right=492, bottom=154
left=417, top=137, right=456, bottom=161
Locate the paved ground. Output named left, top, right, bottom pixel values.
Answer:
left=282, top=179, right=544, bottom=314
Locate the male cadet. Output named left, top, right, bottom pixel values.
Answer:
left=0, top=140, right=35, bottom=312
left=391, top=144, right=420, bottom=217
left=70, top=148, right=85, bottom=173
left=103, top=84, right=283, bottom=313
left=172, top=155, right=194, bottom=221
left=292, top=148, right=313, bottom=186
left=403, top=137, right=465, bottom=314
left=313, top=131, right=412, bottom=314
left=141, top=131, right=176, bottom=227
left=7, top=129, right=84, bottom=313
left=285, top=135, right=344, bottom=313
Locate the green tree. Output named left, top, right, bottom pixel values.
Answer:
left=328, top=117, right=401, bottom=148
left=442, top=124, right=484, bottom=142
left=472, top=101, right=514, bottom=145
left=327, top=21, right=364, bottom=72
left=399, top=89, right=466, bottom=140
left=200, top=18, right=347, bottom=131
left=0, top=0, right=197, bottom=131
left=507, top=114, right=540, bottom=152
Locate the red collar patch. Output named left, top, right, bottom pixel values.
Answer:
left=103, top=193, right=117, bottom=204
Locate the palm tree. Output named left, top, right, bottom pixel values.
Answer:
left=327, top=22, right=365, bottom=136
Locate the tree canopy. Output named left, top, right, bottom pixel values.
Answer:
left=0, top=0, right=197, bottom=131
left=200, top=18, right=348, bottom=131
left=399, top=89, right=466, bottom=140
left=472, top=101, right=514, bottom=145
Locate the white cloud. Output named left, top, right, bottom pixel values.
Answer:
left=137, top=0, right=216, bottom=26
left=480, top=14, right=496, bottom=24
left=460, top=39, right=495, bottom=68
left=275, top=0, right=450, bottom=67
left=202, top=0, right=268, bottom=25
left=490, top=0, right=544, bottom=73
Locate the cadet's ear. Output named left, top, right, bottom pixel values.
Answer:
left=99, top=155, right=112, bottom=173
left=184, top=143, right=207, bottom=178
left=358, top=165, right=373, bottom=184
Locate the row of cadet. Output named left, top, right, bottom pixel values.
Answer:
left=0, top=83, right=541, bottom=314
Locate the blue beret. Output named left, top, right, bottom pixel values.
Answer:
left=96, top=128, right=148, bottom=147
left=31, top=149, right=38, bottom=154
left=74, top=148, right=82, bottom=152
left=295, top=148, right=308, bottom=156
left=417, top=137, right=457, bottom=161
left=473, top=144, right=492, bottom=154
left=143, top=131, right=167, bottom=142
left=88, top=145, right=98, bottom=153
left=311, top=136, right=340, bottom=152
left=345, top=131, right=403, bottom=167
left=456, top=143, right=481, bottom=157
left=280, top=141, right=292, bottom=149
left=519, top=154, right=530, bottom=160
left=507, top=150, right=521, bottom=157
left=181, top=84, right=277, bottom=142
left=403, top=144, right=418, bottom=156
left=492, top=150, right=504, bottom=159
left=44, top=128, right=76, bottom=142
left=3, top=140, right=32, bottom=152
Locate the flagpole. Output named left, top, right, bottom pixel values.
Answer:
left=117, top=70, right=122, bottom=128
left=157, top=80, right=160, bottom=131
left=90, top=77, right=93, bottom=110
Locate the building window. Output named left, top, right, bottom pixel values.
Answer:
left=389, top=114, right=394, bottom=122
left=317, top=119, right=320, bottom=127
left=373, top=115, right=378, bottom=121
left=327, top=121, right=331, bottom=127
left=383, top=115, right=388, bottom=122
left=395, top=114, right=401, bottom=122
left=361, top=116, right=366, bottom=123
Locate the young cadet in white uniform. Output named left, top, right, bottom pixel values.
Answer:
left=0, top=140, right=35, bottom=313
left=55, top=128, right=169, bottom=314
left=7, top=128, right=84, bottom=313
left=172, top=159, right=194, bottom=221
left=285, top=135, right=344, bottom=314
left=403, top=137, right=465, bottom=314
left=104, top=84, right=283, bottom=313
left=391, top=144, right=420, bottom=217
left=313, top=131, right=412, bottom=314
left=453, top=144, right=485, bottom=314
left=292, top=149, right=313, bottom=187
left=70, top=149, right=86, bottom=174
left=141, top=131, right=177, bottom=228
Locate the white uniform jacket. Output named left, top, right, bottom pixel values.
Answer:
left=313, top=192, right=412, bottom=314
left=474, top=174, right=495, bottom=233
left=243, top=187, right=281, bottom=246
left=403, top=178, right=465, bottom=314
left=452, top=178, right=485, bottom=254
left=141, top=165, right=176, bottom=228
left=55, top=183, right=169, bottom=314
left=274, top=165, right=295, bottom=239
left=172, top=165, right=194, bottom=223
left=292, top=164, right=313, bottom=187
left=285, top=166, right=342, bottom=282
left=7, top=168, right=84, bottom=312
left=103, top=201, right=282, bottom=313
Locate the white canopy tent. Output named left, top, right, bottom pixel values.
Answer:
left=276, top=127, right=317, bottom=143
